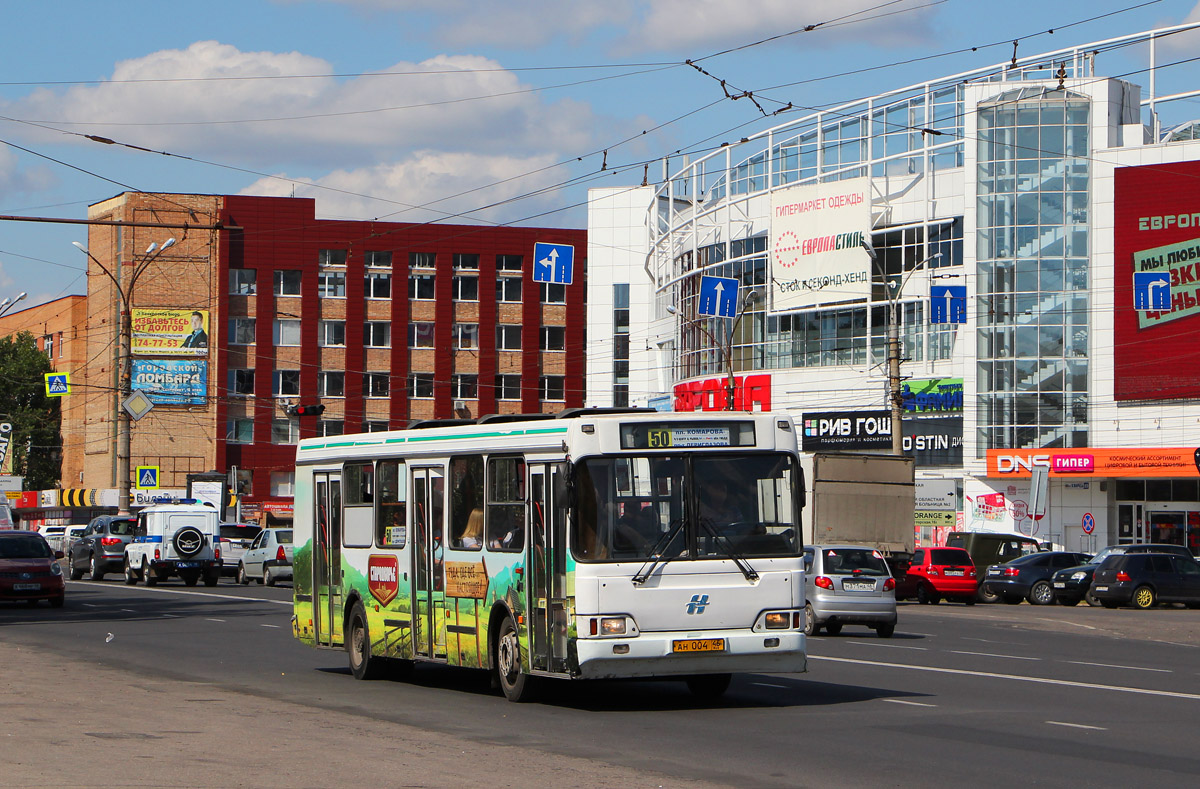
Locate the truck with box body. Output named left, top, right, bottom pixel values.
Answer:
left=800, top=452, right=916, bottom=563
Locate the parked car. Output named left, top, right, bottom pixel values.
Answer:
left=945, top=531, right=1041, bottom=602
left=38, top=525, right=67, bottom=552
left=125, top=502, right=222, bottom=587
left=981, top=551, right=1093, bottom=605
left=1051, top=543, right=1194, bottom=606
left=218, top=523, right=262, bottom=577
left=0, top=531, right=65, bottom=607
left=1091, top=552, right=1200, bottom=609
left=896, top=546, right=978, bottom=605
left=67, top=515, right=137, bottom=581
left=237, top=528, right=294, bottom=586
left=803, top=544, right=897, bottom=637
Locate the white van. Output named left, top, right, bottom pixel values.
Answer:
left=124, top=501, right=222, bottom=587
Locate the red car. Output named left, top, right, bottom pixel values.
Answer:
left=0, top=531, right=66, bottom=607
left=896, top=546, right=977, bottom=605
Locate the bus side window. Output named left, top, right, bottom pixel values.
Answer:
left=375, top=460, right=407, bottom=548
left=487, top=456, right=525, bottom=552
left=449, top=455, right=484, bottom=550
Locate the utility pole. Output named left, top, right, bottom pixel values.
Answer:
left=74, top=238, right=176, bottom=514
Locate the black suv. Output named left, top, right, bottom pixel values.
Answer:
left=67, top=515, right=137, bottom=581
left=1051, top=543, right=1193, bottom=606
left=1092, top=553, right=1200, bottom=609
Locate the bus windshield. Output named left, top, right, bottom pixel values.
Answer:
left=572, top=453, right=800, bottom=562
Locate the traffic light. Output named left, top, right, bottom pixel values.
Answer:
left=289, top=404, right=326, bottom=416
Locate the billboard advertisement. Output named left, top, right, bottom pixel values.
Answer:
left=1114, top=162, right=1200, bottom=400
left=132, top=308, right=209, bottom=356
left=901, top=377, right=963, bottom=414
left=769, top=177, right=871, bottom=312
left=903, top=417, right=963, bottom=466
left=131, top=359, right=208, bottom=405
left=801, top=409, right=892, bottom=451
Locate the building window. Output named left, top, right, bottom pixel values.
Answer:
left=497, top=325, right=522, bottom=350
left=320, top=320, right=345, bottom=347
left=497, top=277, right=522, bottom=302
left=318, top=419, right=344, bottom=437
left=229, top=318, right=256, bottom=345
left=229, top=269, right=256, bottom=295
left=270, top=470, right=295, bottom=494
left=364, top=372, right=390, bottom=398
left=452, top=274, right=478, bottom=301
left=227, top=419, right=254, bottom=444
left=407, top=372, right=434, bottom=399
left=228, top=368, right=255, bottom=397
left=317, top=271, right=346, bottom=298
left=319, top=371, right=345, bottom=398
left=540, top=282, right=566, bottom=304
left=274, top=370, right=301, bottom=397
left=407, top=322, right=433, bottom=348
left=365, top=322, right=392, bottom=348
left=365, top=250, right=392, bottom=268
left=540, top=326, right=565, bottom=351
left=452, top=374, right=478, bottom=399
left=613, top=282, right=630, bottom=407
left=318, top=249, right=347, bottom=267
left=274, top=319, right=301, bottom=346
left=43, top=334, right=53, bottom=359
left=454, top=323, right=478, bottom=350
left=274, top=270, right=301, bottom=296
left=495, top=374, right=521, bottom=400
left=365, top=272, right=391, bottom=299
left=540, top=375, right=565, bottom=401
left=363, top=420, right=390, bottom=433
left=271, top=420, right=299, bottom=446
left=453, top=253, right=479, bottom=270
left=410, top=252, right=435, bottom=269
left=497, top=254, right=522, bottom=272
left=410, top=273, right=436, bottom=300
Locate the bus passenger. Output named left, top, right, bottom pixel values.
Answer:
left=460, top=508, right=483, bottom=549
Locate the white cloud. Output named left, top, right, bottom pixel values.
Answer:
left=0, top=145, right=56, bottom=199
left=239, top=150, right=567, bottom=225
left=1, top=42, right=602, bottom=169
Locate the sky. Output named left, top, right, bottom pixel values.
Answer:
left=3, top=0, right=1200, bottom=309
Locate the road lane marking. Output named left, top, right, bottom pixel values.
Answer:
left=811, top=655, right=1200, bottom=702
left=205, top=618, right=226, bottom=623
left=882, top=699, right=936, bottom=707
left=1068, top=660, right=1171, bottom=673
left=960, top=637, right=1004, bottom=644
left=846, top=641, right=928, bottom=651
left=950, top=650, right=1040, bottom=661
left=753, top=683, right=788, bottom=688
left=1038, top=618, right=1097, bottom=631
left=1047, top=721, right=1107, bottom=731
left=120, top=609, right=135, bottom=612
left=66, top=581, right=290, bottom=606
left=82, top=603, right=98, bottom=608
left=161, top=613, right=180, bottom=618
left=261, top=624, right=281, bottom=628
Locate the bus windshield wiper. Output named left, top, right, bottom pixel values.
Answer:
left=696, top=518, right=759, bottom=583
left=632, top=517, right=686, bottom=585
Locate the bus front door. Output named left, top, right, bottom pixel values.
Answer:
left=412, top=467, right=447, bottom=660
left=529, top=464, right=569, bottom=673
left=313, top=472, right=343, bottom=647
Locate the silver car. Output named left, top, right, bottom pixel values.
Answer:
left=804, top=544, right=898, bottom=638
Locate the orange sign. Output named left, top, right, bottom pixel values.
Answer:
left=987, top=447, right=1200, bottom=478
left=445, top=560, right=490, bottom=599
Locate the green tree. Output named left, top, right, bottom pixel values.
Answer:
left=0, top=331, right=62, bottom=490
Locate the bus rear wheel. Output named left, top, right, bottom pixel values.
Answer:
left=495, top=614, right=536, bottom=702
left=347, top=602, right=385, bottom=680
left=686, top=673, right=732, bottom=700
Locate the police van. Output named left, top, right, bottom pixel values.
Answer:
left=124, top=501, right=222, bottom=587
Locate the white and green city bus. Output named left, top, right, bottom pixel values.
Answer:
left=291, top=408, right=807, bottom=701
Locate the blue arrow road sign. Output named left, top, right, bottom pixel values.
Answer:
left=533, top=242, right=574, bottom=285
left=698, top=275, right=739, bottom=318
left=1134, top=271, right=1171, bottom=310
left=930, top=285, right=967, bottom=324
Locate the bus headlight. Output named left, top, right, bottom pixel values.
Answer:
left=764, top=612, right=789, bottom=629
left=600, top=617, right=627, bottom=635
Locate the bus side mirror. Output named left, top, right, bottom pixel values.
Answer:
left=553, top=462, right=575, bottom=509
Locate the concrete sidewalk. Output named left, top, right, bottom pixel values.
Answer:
left=0, top=641, right=727, bottom=789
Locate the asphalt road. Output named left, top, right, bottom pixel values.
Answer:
left=6, top=579, right=1200, bottom=787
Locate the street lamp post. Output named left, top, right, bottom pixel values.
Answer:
left=74, top=238, right=176, bottom=514
left=668, top=288, right=760, bottom=411
left=0, top=291, right=28, bottom=318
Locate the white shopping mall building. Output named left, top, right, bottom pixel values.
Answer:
left=586, top=24, right=1200, bottom=555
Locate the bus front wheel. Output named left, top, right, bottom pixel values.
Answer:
left=347, top=602, right=385, bottom=680
left=495, top=615, right=536, bottom=702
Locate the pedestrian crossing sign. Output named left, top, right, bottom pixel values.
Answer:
left=44, top=372, right=70, bottom=397
left=136, top=466, right=160, bottom=490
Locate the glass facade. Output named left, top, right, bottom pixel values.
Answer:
left=975, top=88, right=1090, bottom=454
